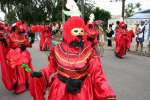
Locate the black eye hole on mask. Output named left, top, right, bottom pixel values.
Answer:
left=74, top=30, right=78, bottom=33
left=81, top=30, right=84, bottom=33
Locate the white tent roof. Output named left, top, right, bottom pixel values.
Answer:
left=128, top=13, right=150, bottom=19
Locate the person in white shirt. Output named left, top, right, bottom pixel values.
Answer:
left=136, top=21, right=145, bottom=52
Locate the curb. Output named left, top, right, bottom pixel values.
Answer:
left=128, top=50, right=150, bottom=57
left=105, top=48, right=150, bottom=57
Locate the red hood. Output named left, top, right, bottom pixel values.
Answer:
left=63, top=16, right=85, bottom=44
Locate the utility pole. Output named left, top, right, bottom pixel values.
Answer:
left=122, top=0, right=126, bottom=20
left=62, top=0, right=65, bottom=23
left=110, top=0, right=126, bottom=20
left=81, top=0, right=85, bottom=18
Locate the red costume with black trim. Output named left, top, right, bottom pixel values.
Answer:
left=7, top=21, right=31, bottom=49
left=39, top=26, right=51, bottom=51
left=0, top=20, right=33, bottom=93
left=85, top=22, right=99, bottom=48
left=127, top=30, right=135, bottom=49
left=115, top=22, right=130, bottom=58
left=31, top=25, right=51, bottom=51
left=29, top=16, right=116, bottom=100
left=0, top=22, right=8, bottom=57
left=0, top=22, right=10, bottom=90
left=5, top=48, right=33, bottom=93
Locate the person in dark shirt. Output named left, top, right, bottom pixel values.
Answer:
left=106, top=24, right=114, bottom=47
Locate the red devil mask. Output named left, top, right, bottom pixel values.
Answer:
left=16, top=20, right=27, bottom=33
left=119, top=21, right=126, bottom=29
left=63, top=16, right=85, bottom=44
left=85, top=22, right=99, bottom=39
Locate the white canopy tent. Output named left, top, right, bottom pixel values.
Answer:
left=128, top=9, right=150, bottom=19
left=128, top=13, right=150, bottom=19
left=127, top=9, right=150, bottom=41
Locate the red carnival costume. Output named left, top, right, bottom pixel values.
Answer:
left=127, top=30, right=135, bottom=49
left=7, top=21, right=32, bottom=49
left=31, top=25, right=51, bottom=51
left=0, top=20, right=33, bottom=93
left=29, top=16, right=116, bottom=100
left=86, top=22, right=99, bottom=48
left=115, top=22, right=129, bottom=58
left=0, top=22, right=10, bottom=89
left=6, top=48, right=33, bottom=93
left=0, top=22, right=8, bottom=59
left=85, top=21, right=102, bottom=57
left=39, top=26, right=51, bottom=51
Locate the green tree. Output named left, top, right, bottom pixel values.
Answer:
left=5, top=10, right=17, bottom=24
left=0, top=0, right=111, bottom=26
left=83, top=1, right=95, bottom=23
left=92, top=7, right=111, bottom=30
left=79, top=2, right=111, bottom=29
left=51, top=0, right=65, bottom=22
left=125, top=2, right=141, bottom=18
left=0, top=0, right=54, bottom=24
left=78, top=1, right=111, bottom=29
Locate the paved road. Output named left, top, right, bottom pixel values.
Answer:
left=0, top=42, right=150, bottom=100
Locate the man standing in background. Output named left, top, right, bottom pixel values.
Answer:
left=136, top=21, right=145, bottom=52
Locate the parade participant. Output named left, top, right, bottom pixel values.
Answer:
left=126, top=25, right=135, bottom=50
left=86, top=13, right=99, bottom=48
left=31, top=24, right=51, bottom=51
left=97, top=26, right=105, bottom=57
left=113, top=21, right=120, bottom=38
left=106, top=24, right=114, bottom=47
left=115, top=21, right=120, bottom=30
left=85, top=14, right=105, bottom=57
left=86, top=23, right=99, bottom=48
left=0, top=22, right=8, bottom=48
left=115, top=22, right=129, bottom=58
left=0, top=22, right=11, bottom=90
left=29, top=16, right=116, bottom=100
left=5, top=45, right=33, bottom=93
left=0, top=20, right=33, bottom=93
left=39, top=25, right=45, bottom=50
left=40, top=25, right=51, bottom=51
left=7, top=20, right=32, bottom=49
left=135, top=21, right=145, bottom=52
